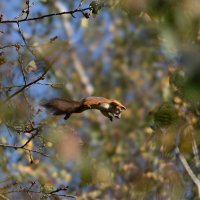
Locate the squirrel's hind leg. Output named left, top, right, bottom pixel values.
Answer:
left=64, top=113, right=71, bottom=120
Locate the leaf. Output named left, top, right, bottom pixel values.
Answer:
left=90, top=1, right=104, bottom=15
left=153, top=103, right=177, bottom=127
left=25, top=60, right=37, bottom=73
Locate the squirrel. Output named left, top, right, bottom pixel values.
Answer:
left=42, top=96, right=126, bottom=121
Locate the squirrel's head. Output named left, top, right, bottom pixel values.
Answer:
left=100, top=101, right=126, bottom=119
left=110, top=100, right=126, bottom=110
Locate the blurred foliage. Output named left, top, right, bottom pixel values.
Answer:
left=0, top=0, right=200, bottom=199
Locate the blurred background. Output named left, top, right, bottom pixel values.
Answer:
left=1, top=0, right=200, bottom=199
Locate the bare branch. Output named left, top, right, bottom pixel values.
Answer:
left=0, top=128, right=48, bottom=157
left=16, top=22, right=28, bottom=47
left=47, top=186, right=68, bottom=195
left=2, top=184, right=76, bottom=199
left=20, top=129, right=40, bottom=148
left=0, top=44, right=21, bottom=50
left=25, top=0, right=30, bottom=20
left=0, top=7, right=91, bottom=24
left=0, top=143, right=48, bottom=157
left=176, top=147, right=200, bottom=197
left=4, top=65, right=51, bottom=102
left=16, top=22, right=37, bottom=58
left=2, top=82, right=64, bottom=90
left=18, top=56, right=27, bottom=85
left=0, top=194, right=10, bottom=200
left=14, top=1, right=33, bottom=20
left=191, top=132, right=200, bottom=167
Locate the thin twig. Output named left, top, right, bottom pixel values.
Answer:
left=0, top=7, right=91, bottom=24
left=77, top=0, right=84, bottom=9
left=0, top=37, right=62, bottom=50
left=18, top=56, right=27, bottom=85
left=4, top=66, right=50, bottom=102
left=14, top=1, right=33, bottom=20
left=25, top=0, right=30, bottom=20
left=0, top=128, right=48, bottom=157
left=16, top=22, right=28, bottom=46
left=47, top=186, right=68, bottom=195
left=16, top=22, right=36, bottom=57
left=2, top=83, right=64, bottom=89
left=191, top=132, right=200, bottom=168
left=4, top=20, right=60, bottom=102
left=20, top=129, right=40, bottom=148
left=176, top=147, right=200, bottom=197
left=0, top=194, right=10, bottom=200
left=0, top=44, right=21, bottom=50
left=0, top=143, right=48, bottom=157
left=3, top=186, right=76, bottom=199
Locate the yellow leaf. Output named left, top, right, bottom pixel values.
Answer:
left=81, top=18, right=89, bottom=28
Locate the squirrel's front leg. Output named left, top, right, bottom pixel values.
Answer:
left=100, top=110, right=113, bottom=121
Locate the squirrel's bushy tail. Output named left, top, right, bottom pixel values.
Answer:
left=41, top=98, right=82, bottom=115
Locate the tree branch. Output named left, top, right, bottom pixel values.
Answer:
left=20, top=129, right=40, bottom=148
left=4, top=65, right=50, bottom=102
left=3, top=184, right=76, bottom=199
left=18, top=56, right=27, bottom=85
left=25, top=0, right=30, bottom=20
left=191, top=132, right=200, bottom=168
left=0, top=143, right=48, bottom=157
left=0, top=7, right=91, bottom=24
left=176, top=147, right=200, bottom=197
left=47, top=186, right=68, bottom=195
left=0, top=194, right=10, bottom=200
left=0, top=128, right=48, bottom=157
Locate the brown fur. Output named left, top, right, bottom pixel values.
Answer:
left=42, top=96, right=126, bottom=121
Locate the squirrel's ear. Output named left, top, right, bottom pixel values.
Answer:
left=120, top=105, right=126, bottom=110
left=111, top=100, right=126, bottom=110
